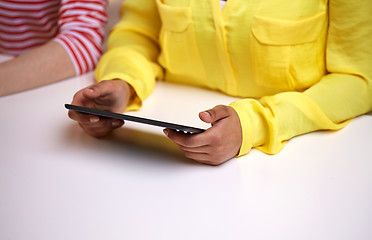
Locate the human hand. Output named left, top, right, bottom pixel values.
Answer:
left=68, top=79, right=133, bottom=137
left=163, top=105, right=242, bottom=165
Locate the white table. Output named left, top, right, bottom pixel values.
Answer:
left=1, top=56, right=372, bottom=240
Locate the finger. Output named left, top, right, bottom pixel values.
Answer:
left=180, top=150, right=209, bottom=162
left=199, top=105, right=230, bottom=124
left=70, top=88, right=93, bottom=108
left=81, top=87, right=101, bottom=101
left=85, top=80, right=125, bottom=107
left=68, top=110, right=98, bottom=123
left=72, top=82, right=109, bottom=110
left=79, top=123, right=112, bottom=138
left=178, top=144, right=210, bottom=154
left=79, top=118, right=124, bottom=137
left=83, top=81, right=115, bottom=98
left=178, top=143, right=230, bottom=162
left=164, top=128, right=232, bottom=165
left=83, top=117, right=124, bottom=129
left=179, top=150, right=225, bottom=166
left=163, top=129, right=210, bottom=148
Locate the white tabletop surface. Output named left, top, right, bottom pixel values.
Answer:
left=1, top=46, right=372, bottom=240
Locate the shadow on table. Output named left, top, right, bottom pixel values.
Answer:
left=108, top=127, right=193, bottom=161
left=63, top=123, right=200, bottom=167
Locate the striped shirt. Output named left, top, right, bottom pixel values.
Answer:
left=0, top=0, right=107, bottom=75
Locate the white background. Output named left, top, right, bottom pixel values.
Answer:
left=1, top=0, right=372, bottom=239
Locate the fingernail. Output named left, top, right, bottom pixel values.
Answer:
left=84, top=88, right=94, bottom=95
left=112, top=120, right=122, bottom=127
left=163, top=129, right=169, bottom=136
left=202, top=111, right=211, bottom=117
left=90, top=116, right=99, bottom=123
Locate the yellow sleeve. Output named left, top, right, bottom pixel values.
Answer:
left=230, top=0, right=372, bottom=156
left=94, top=0, right=163, bottom=111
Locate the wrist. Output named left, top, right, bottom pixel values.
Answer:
left=112, top=79, right=136, bottom=112
left=229, top=99, right=269, bottom=156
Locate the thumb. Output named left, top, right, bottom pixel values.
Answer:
left=82, top=81, right=114, bottom=101
left=82, top=86, right=101, bottom=100
left=199, top=105, right=230, bottom=125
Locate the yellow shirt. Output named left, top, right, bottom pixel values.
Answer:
left=95, top=0, right=372, bottom=156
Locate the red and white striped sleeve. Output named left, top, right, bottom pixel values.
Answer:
left=0, top=0, right=61, bottom=55
left=54, top=0, right=107, bottom=75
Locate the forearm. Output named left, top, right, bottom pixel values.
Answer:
left=0, top=41, right=75, bottom=96
left=95, top=0, right=162, bottom=111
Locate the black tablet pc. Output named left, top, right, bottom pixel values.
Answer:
left=65, top=104, right=205, bottom=134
